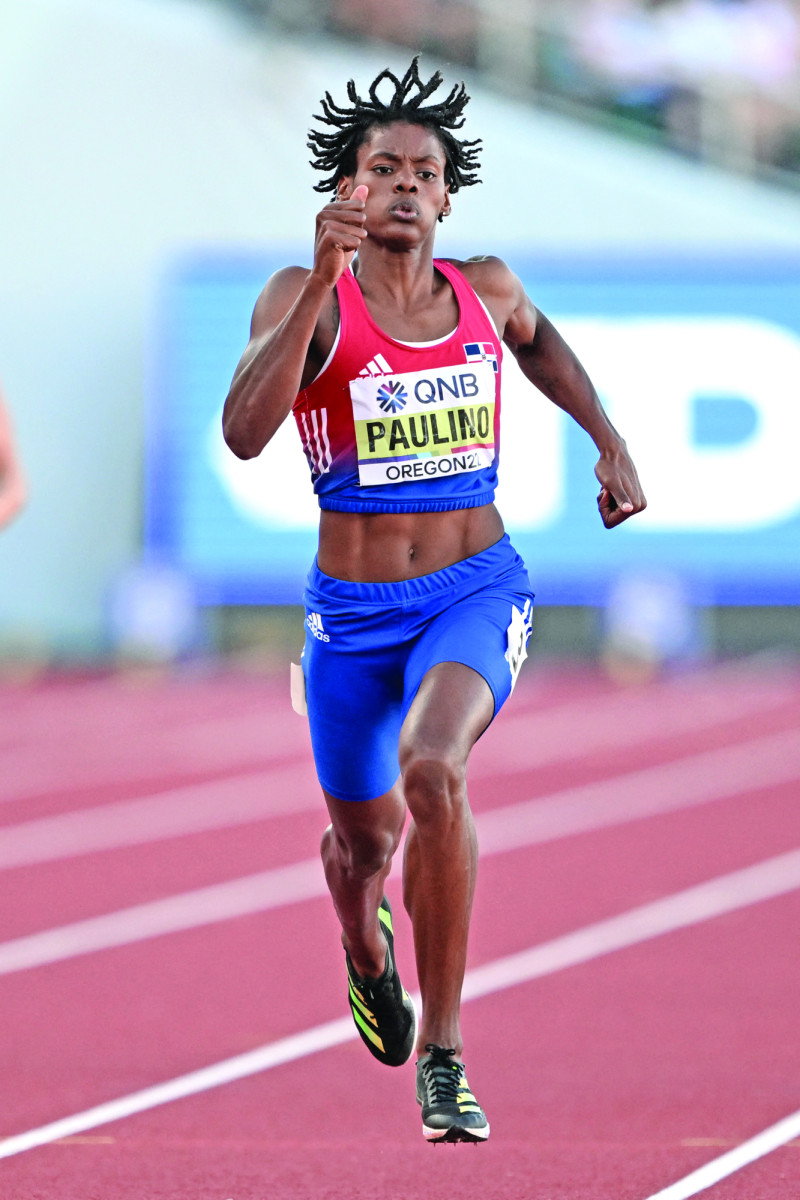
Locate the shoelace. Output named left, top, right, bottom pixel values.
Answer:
left=349, top=957, right=399, bottom=1015
left=419, top=1044, right=462, bottom=1104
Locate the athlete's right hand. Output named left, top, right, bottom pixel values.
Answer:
left=312, top=185, right=369, bottom=287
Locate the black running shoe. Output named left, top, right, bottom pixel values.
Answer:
left=345, top=896, right=417, bottom=1067
left=416, top=1044, right=490, bottom=1143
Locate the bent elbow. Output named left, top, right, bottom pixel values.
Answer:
left=223, top=432, right=258, bottom=460
left=222, top=410, right=258, bottom=460
left=221, top=429, right=245, bottom=459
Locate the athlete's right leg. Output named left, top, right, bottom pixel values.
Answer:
left=301, top=564, right=433, bottom=1069
left=321, top=781, right=417, bottom=1068
left=320, top=781, right=406, bottom=979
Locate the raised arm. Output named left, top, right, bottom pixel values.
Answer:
left=468, top=257, right=646, bottom=528
left=222, top=185, right=370, bottom=460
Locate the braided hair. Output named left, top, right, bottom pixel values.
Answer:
left=308, top=56, right=482, bottom=194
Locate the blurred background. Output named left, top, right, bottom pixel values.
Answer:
left=1, top=0, right=799, bottom=678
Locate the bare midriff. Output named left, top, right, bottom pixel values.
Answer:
left=316, top=503, right=505, bottom=582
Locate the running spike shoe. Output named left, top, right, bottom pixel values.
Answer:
left=345, top=896, right=417, bottom=1067
left=416, top=1044, right=490, bottom=1143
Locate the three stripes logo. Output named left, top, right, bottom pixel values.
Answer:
left=305, top=612, right=330, bottom=643
left=358, top=353, right=393, bottom=378
left=298, top=407, right=331, bottom=477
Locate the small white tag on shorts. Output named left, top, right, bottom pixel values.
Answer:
left=504, top=599, right=533, bottom=692
left=290, top=662, right=308, bottom=716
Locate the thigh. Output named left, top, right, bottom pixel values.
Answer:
left=403, top=578, right=534, bottom=729
left=303, top=612, right=406, bottom=803
left=399, top=660, right=495, bottom=769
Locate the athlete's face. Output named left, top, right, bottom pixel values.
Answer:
left=338, top=121, right=451, bottom=240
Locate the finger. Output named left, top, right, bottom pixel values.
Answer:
left=606, top=485, right=634, bottom=514
left=324, top=219, right=367, bottom=240
left=351, top=184, right=368, bottom=204
left=597, top=488, right=625, bottom=528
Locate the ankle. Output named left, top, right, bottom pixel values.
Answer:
left=417, top=1036, right=463, bottom=1060
left=343, top=933, right=388, bottom=981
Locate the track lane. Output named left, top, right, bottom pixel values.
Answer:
left=2, top=681, right=798, bottom=863
left=4, top=664, right=796, bottom=818
left=2, top=666, right=799, bottom=1199
left=2, top=768, right=799, bottom=1147
left=2, top=867, right=799, bottom=1200
left=2, top=733, right=799, bottom=960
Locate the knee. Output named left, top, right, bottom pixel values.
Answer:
left=400, top=750, right=467, bottom=827
left=324, top=816, right=403, bottom=880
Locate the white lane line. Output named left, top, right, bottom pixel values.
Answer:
left=0, top=859, right=325, bottom=975
left=460, top=846, right=800, bottom=1001
left=3, top=712, right=798, bottom=871
left=0, top=764, right=318, bottom=870
left=642, top=1108, right=800, bottom=1199
left=3, top=727, right=799, bottom=974
left=1, top=708, right=310, bottom=805
left=1, top=847, right=799, bottom=1161
left=4, top=665, right=795, bottom=807
left=476, top=725, right=800, bottom=855
left=480, top=673, right=798, bottom=775
left=0, top=1015, right=356, bottom=1161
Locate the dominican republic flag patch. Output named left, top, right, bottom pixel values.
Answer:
left=464, top=342, right=499, bottom=373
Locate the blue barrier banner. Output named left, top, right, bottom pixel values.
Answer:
left=147, top=253, right=800, bottom=605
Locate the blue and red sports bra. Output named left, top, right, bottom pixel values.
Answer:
left=292, top=259, right=503, bottom=514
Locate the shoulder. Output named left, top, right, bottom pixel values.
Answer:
left=441, top=256, right=530, bottom=338
left=443, top=255, right=520, bottom=295
left=248, top=265, right=339, bottom=353
left=250, top=266, right=312, bottom=334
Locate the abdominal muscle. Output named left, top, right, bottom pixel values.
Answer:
left=317, top=503, right=506, bottom=583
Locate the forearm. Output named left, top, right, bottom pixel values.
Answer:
left=514, top=313, right=624, bottom=454
left=222, top=273, right=331, bottom=459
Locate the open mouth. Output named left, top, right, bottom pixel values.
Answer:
left=389, top=201, right=419, bottom=219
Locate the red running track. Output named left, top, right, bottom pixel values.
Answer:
left=1, top=660, right=799, bottom=1199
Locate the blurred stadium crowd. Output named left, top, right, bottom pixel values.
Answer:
left=237, top=0, right=800, bottom=182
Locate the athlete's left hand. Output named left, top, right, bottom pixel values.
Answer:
left=595, top=445, right=647, bottom=528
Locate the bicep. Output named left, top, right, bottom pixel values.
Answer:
left=234, top=267, right=309, bottom=377
left=502, top=284, right=540, bottom=358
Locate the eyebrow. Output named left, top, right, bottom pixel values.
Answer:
left=365, top=149, right=442, bottom=165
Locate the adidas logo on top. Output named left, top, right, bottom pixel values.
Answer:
left=358, top=353, right=393, bottom=378
left=306, top=612, right=330, bottom=642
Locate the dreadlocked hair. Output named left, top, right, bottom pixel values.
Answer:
left=307, top=56, right=482, bottom=194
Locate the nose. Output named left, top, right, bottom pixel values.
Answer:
left=394, top=167, right=417, bottom=192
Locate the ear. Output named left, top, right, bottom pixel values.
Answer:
left=440, top=187, right=452, bottom=221
left=336, top=176, right=354, bottom=201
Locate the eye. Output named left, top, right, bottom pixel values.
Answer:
left=373, top=165, right=393, bottom=174
left=418, top=170, right=436, bottom=180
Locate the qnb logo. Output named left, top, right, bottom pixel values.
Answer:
left=376, top=380, right=408, bottom=414
left=306, top=612, right=330, bottom=642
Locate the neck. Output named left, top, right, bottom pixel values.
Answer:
left=353, top=240, right=439, bottom=307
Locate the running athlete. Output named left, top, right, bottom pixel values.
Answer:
left=0, top=384, right=26, bottom=530
left=222, top=58, right=646, bottom=1144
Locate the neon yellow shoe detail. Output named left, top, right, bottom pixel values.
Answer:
left=416, top=1045, right=490, bottom=1143
left=344, top=896, right=417, bottom=1067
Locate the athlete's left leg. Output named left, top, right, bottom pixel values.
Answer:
left=398, top=660, right=494, bottom=1057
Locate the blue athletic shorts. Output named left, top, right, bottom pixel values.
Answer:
left=300, top=533, right=534, bottom=802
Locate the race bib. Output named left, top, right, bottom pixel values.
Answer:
left=349, top=360, right=497, bottom=487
